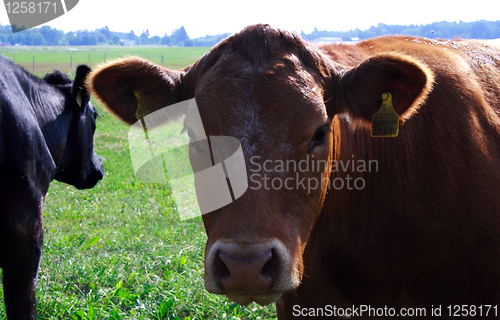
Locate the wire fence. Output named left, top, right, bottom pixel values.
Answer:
left=8, top=54, right=172, bottom=76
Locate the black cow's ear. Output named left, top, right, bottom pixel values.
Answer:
left=337, top=53, right=434, bottom=123
left=86, top=57, right=187, bottom=125
left=73, top=65, right=91, bottom=108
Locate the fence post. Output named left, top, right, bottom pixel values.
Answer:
left=70, top=55, right=73, bottom=69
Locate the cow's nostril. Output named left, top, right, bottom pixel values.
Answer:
left=214, top=250, right=230, bottom=284
left=261, top=248, right=280, bottom=283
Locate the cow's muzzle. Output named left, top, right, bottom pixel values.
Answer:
left=75, top=153, right=104, bottom=189
left=204, top=239, right=300, bottom=305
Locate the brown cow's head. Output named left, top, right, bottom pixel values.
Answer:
left=87, top=25, right=433, bottom=305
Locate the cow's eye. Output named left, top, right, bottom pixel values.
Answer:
left=308, top=125, right=329, bottom=153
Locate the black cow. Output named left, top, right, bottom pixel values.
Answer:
left=0, top=54, right=103, bottom=319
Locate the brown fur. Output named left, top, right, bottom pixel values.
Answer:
left=88, top=25, right=500, bottom=319
left=88, top=57, right=186, bottom=124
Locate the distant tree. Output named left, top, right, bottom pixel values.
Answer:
left=89, top=35, right=98, bottom=45
left=151, top=35, right=160, bottom=44
left=111, top=35, right=121, bottom=45
left=66, top=31, right=78, bottom=45
left=12, top=32, right=25, bottom=45
left=33, top=33, right=44, bottom=45
left=419, top=24, right=435, bottom=38
left=100, top=26, right=112, bottom=40
left=140, top=29, right=149, bottom=40
left=80, top=35, right=89, bottom=45
left=96, top=33, right=107, bottom=43
left=471, top=20, right=493, bottom=39
left=160, top=34, right=172, bottom=45
left=8, top=28, right=44, bottom=45
left=140, top=29, right=151, bottom=44
left=171, top=26, right=189, bottom=44
left=39, top=25, right=62, bottom=45
left=80, top=34, right=98, bottom=45
left=127, top=30, right=136, bottom=40
left=191, top=33, right=230, bottom=46
left=22, top=30, right=34, bottom=45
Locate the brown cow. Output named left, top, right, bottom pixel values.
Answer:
left=88, top=24, right=500, bottom=318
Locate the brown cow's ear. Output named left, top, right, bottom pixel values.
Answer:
left=337, top=53, right=434, bottom=123
left=86, top=57, right=187, bottom=125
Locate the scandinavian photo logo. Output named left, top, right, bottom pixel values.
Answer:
left=128, top=99, right=248, bottom=221
left=3, top=0, right=79, bottom=32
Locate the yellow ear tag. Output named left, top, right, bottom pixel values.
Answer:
left=134, top=91, right=154, bottom=120
left=371, top=92, right=400, bottom=137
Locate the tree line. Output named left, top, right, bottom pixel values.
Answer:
left=302, top=20, right=500, bottom=42
left=0, top=20, right=499, bottom=47
left=0, top=24, right=231, bottom=46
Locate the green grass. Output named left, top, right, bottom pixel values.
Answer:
left=0, top=47, right=277, bottom=320
left=0, top=46, right=210, bottom=77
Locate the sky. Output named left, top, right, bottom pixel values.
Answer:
left=0, top=0, right=499, bottom=38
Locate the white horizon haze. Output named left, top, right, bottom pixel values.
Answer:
left=1, top=0, right=499, bottom=39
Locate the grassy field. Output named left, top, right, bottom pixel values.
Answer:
left=0, top=46, right=277, bottom=319
left=0, top=46, right=210, bottom=77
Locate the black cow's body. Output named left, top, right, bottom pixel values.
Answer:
left=0, top=54, right=103, bottom=319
